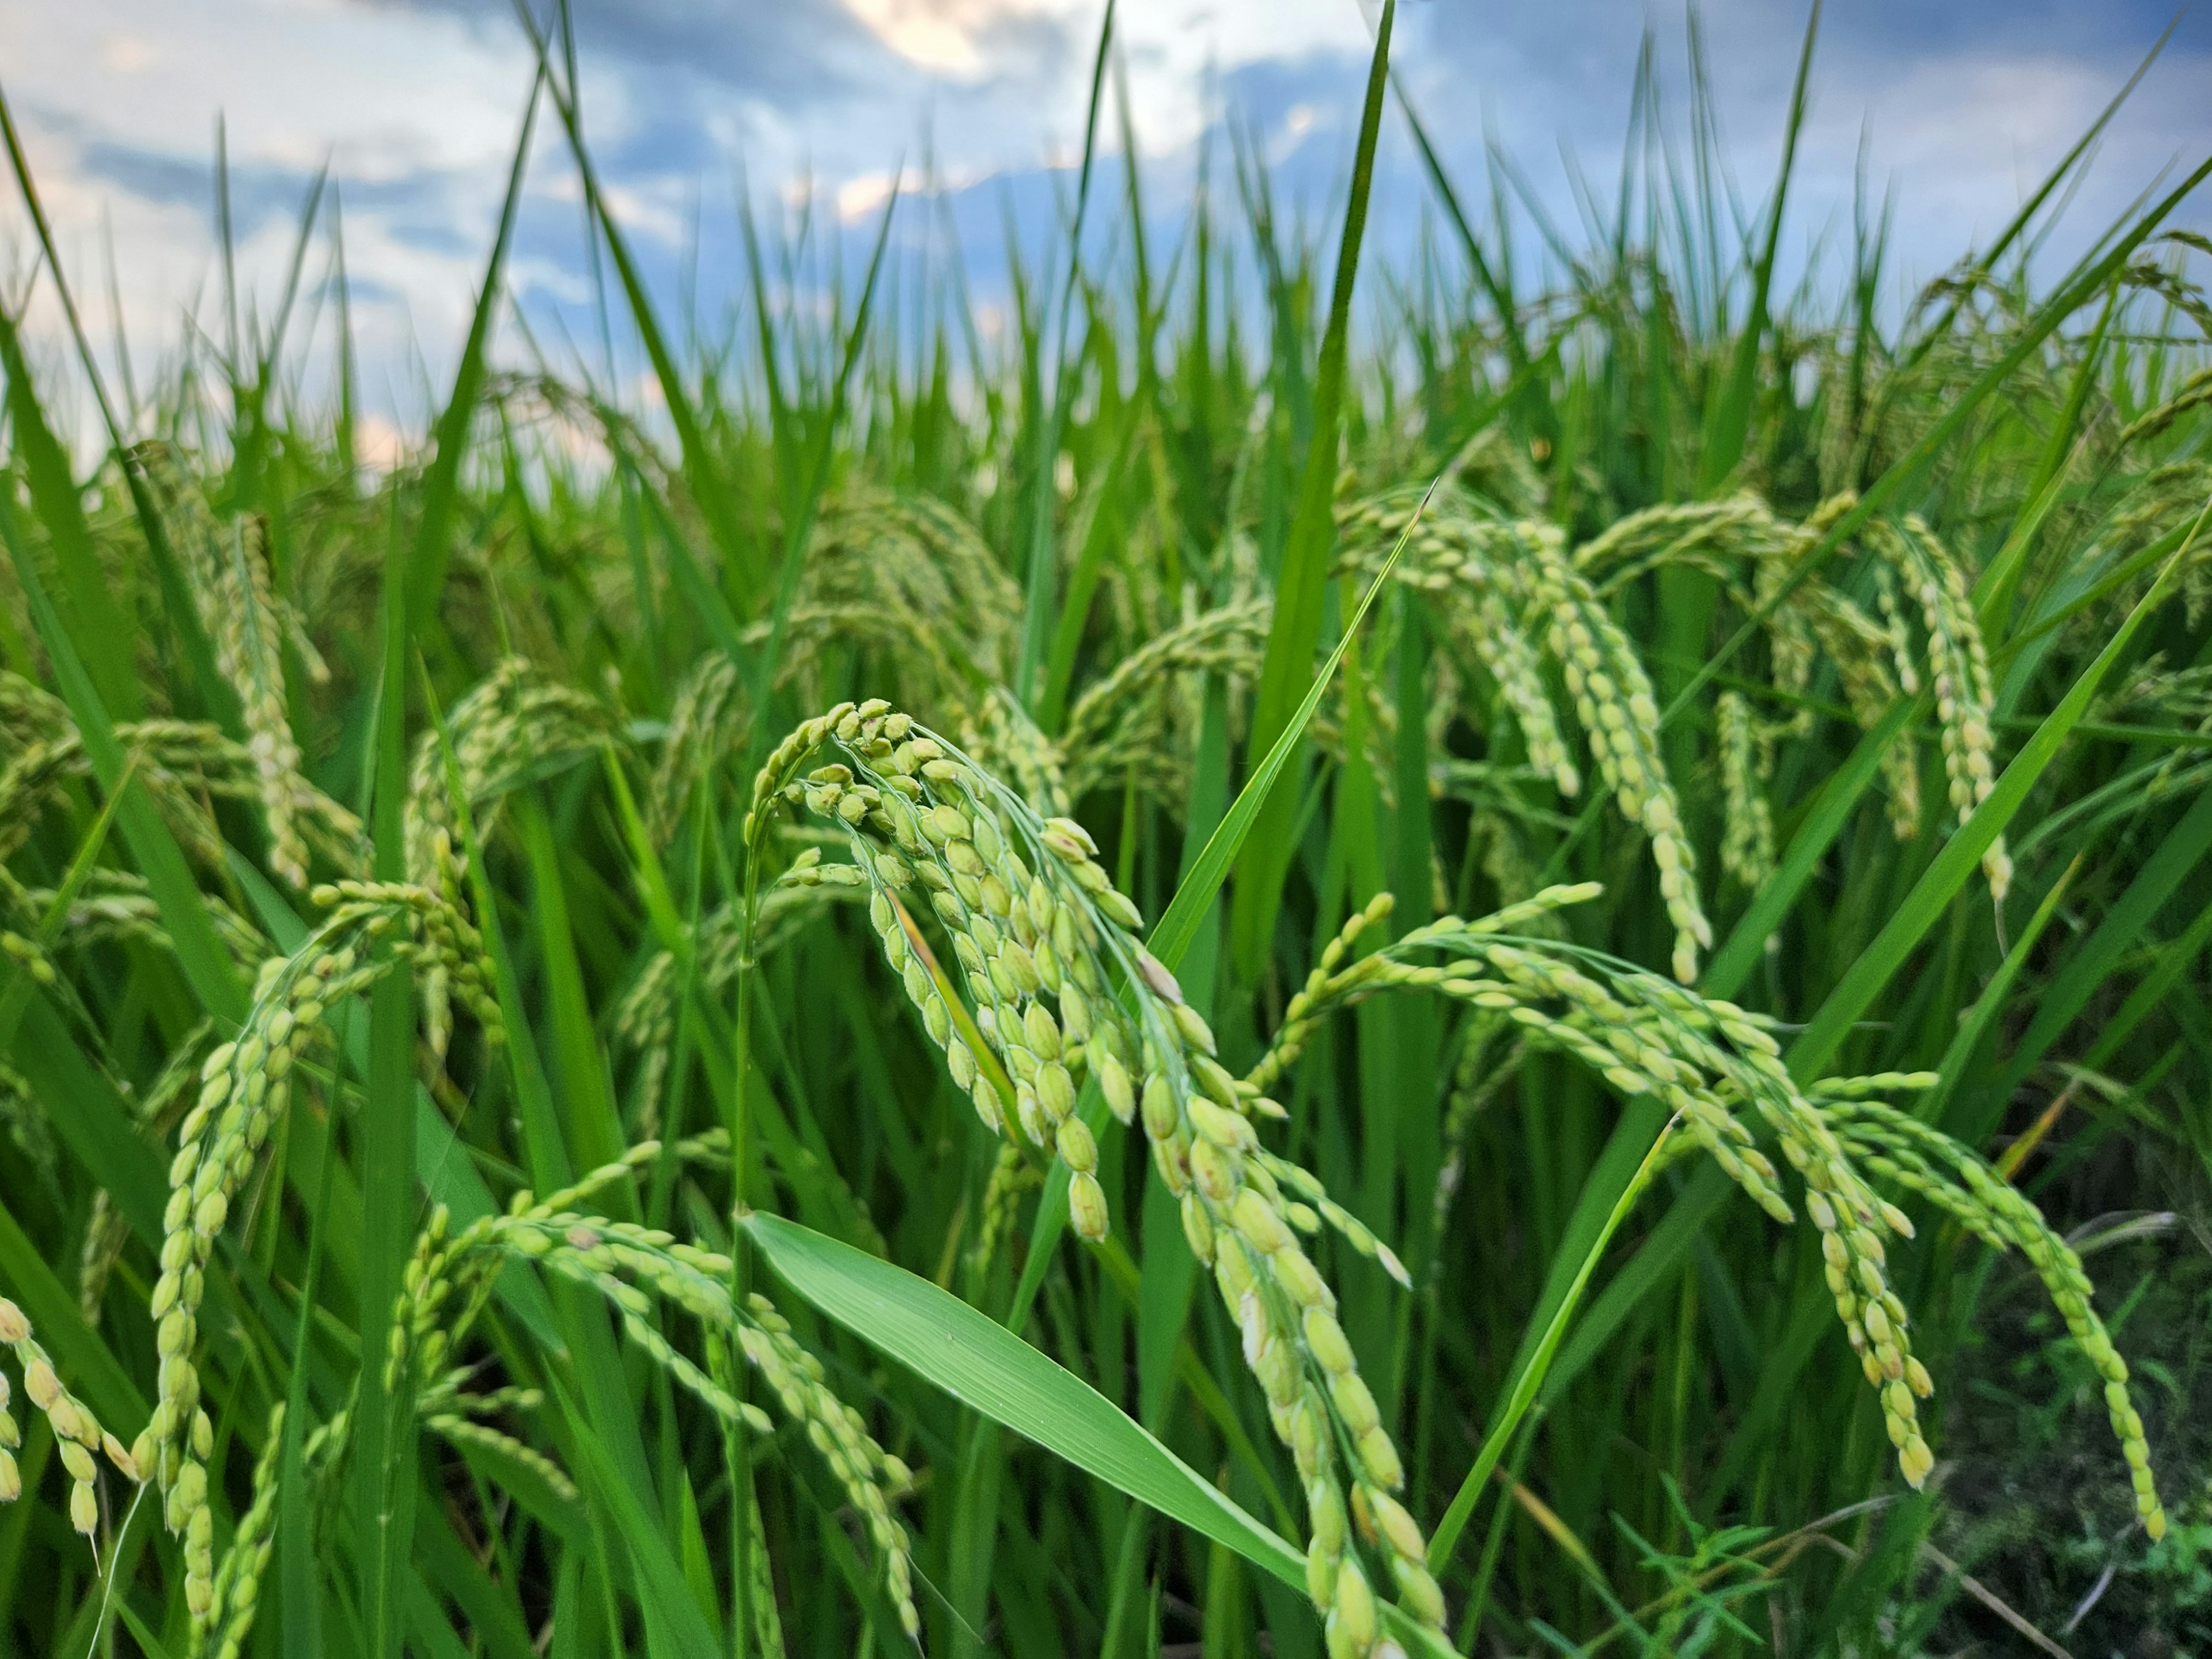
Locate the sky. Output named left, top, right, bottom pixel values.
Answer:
left=0, top=0, right=2206, bottom=441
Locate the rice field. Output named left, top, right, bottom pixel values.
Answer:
left=2, top=3, right=2211, bottom=1654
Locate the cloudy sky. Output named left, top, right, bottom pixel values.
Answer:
left=1, top=0, right=2206, bottom=436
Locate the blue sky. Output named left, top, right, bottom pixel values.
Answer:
left=1, top=0, right=2206, bottom=444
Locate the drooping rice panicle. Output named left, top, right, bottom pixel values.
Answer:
left=1058, top=599, right=1271, bottom=802
left=1228, top=879, right=2165, bottom=1508
left=145, top=880, right=501, bottom=1619
left=192, top=1403, right=284, bottom=1659
left=747, top=701, right=1448, bottom=1649
left=1868, top=515, right=2009, bottom=898
left=0, top=694, right=361, bottom=876
left=0, top=1293, right=142, bottom=1541
left=402, top=655, right=615, bottom=1053
left=1338, top=490, right=1710, bottom=979
left=403, top=655, right=619, bottom=891
left=963, top=684, right=1075, bottom=819
left=370, top=1170, right=922, bottom=1641
left=1716, top=690, right=1777, bottom=890
left=1823, top=1093, right=2166, bottom=1537
left=135, top=442, right=334, bottom=887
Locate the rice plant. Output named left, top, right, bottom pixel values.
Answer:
left=2, top=3, right=2210, bottom=1653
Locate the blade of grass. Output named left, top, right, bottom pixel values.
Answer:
left=1014, top=0, right=1116, bottom=706
left=741, top=1210, right=1453, bottom=1658
left=1150, top=473, right=1433, bottom=972
left=0, top=302, right=139, bottom=717
left=409, top=71, right=540, bottom=629
left=281, top=1094, right=342, bottom=1659
left=1696, top=0, right=1819, bottom=493
left=546, top=1370, right=725, bottom=1659
left=226, top=161, right=328, bottom=516
left=1038, top=407, right=1141, bottom=733
left=750, top=178, right=902, bottom=757
left=517, top=0, right=757, bottom=593
left=1790, top=522, right=2202, bottom=1081
left=1392, top=80, right=1535, bottom=407
left=518, top=800, right=631, bottom=1180
left=359, top=495, right=418, bottom=1659
left=1226, top=0, right=1396, bottom=979
left=7, top=990, right=167, bottom=1238
left=0, top=84, right=234, bottom=726
left=1426, top=1115, right=1679, bottom=1573
left=0, top=476, right=247, bottom=1020
left=2095, top=891, right=2212, bottom=1066
left=1918, top=853, right=2086, bottom=1128
left=1961, top=778, right=2212, bottom=1140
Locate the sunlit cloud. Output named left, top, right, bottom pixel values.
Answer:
left=841, top=0, right=1044, bottom=75
left=0, top=0, right=2202, bottom=436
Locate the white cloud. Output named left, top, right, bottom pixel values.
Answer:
left=95, top=30, right=157, bottom=73
left=0, top=0, right=2201, bottom=444
left=0, top=0, right=556, bottom=434
left=842, top=0, right=1039, bottom=75
left=353, top=411, right=411, bottom=472
left=5, top=0, right=533, bottom=180
left=827, top=0, right=1369, bottom=163
left=835, top=168, right=905, bottom=223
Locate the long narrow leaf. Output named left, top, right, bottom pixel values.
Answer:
left=742, top=1210, right=1452, bottom=1658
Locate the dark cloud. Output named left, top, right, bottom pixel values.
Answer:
left=29, top=0, right=2199, bottom=415
left=75, top=139, right=224, bottom=216
left=1409, top=0, right=2209, bottom=86
left=75, top=131, right=488, bottom=251
left=344, top=0, right=1092, bottom=203
left=352, top=0, right=1083, bottom=124
left=1369, top=1, right=2210, bottom=280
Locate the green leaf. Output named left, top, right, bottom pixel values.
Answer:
left=116, top=1599, right=181, bottom=1659
left=9, top=990, right=168, bottom=1241
left=751, top=178, right=902, bottom=753
left=1149, top=475, right=1433, bottom=974
left=1962, top=778, right=2212, bottom=1139
left=1425, top=1115, right=1678, bottom=1573
left=550, top=1369, right=725, bottom=1659
left=0, top=84, right=235, bottom=726
left=281, top=1092, right=340, bottom=1659
left=1228, top=0, right=1396, bottom=978
left=2080, top=890, right=2212, bottom=1079
left=409, top=73, right=539, bottom=628
left=523, top=9, right=757, bottom=594
left=1696, top=0, right=1819, bottom=492
left=1789, top=529, right=2199, bottom=1082
left=1700, top=696, right=1919, bottom=1000
left=1014, top=0, right=1117, bottom=706
left=0, top=302, right=138, bottom=718
left=0, top=396, right=248, bottom=1022
left=359, top=362, right=421, bottom=1659
left=741, top=1210, right=1452, bottom=1657
left=1919, top=853, right=2085, bottom=1130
